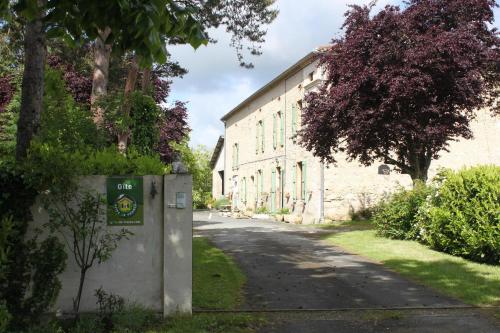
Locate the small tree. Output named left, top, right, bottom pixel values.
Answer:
left=300, top=0, right=500, bottom=184
left=45, top=191, right=132, bottom=314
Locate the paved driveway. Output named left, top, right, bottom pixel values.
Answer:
left=193, top=211, right=499, bottom=332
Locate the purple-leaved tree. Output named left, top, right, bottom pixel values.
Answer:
left=300, top=0, right=500, bottom=183
left=158, top=101, right=190, bottom=163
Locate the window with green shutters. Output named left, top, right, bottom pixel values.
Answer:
left=273, top=114, right=277, bottom=149
left=292, top=164, right=297, bottom=201
left=291, top=103, right=297, bottom=141
left=279, top=111, right=284, bottom=146
left=232, top=143, right=239, bottom=169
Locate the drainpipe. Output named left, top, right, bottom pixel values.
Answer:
left=320, top=161, right=325, bottom=223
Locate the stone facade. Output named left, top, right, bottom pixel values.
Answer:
left=218, top=50, right=500, bottom=224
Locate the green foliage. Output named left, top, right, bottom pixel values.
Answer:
left=0, top=92, right=20, bottom=158
left=0, top=302, right=11, bottom=333
left=94, top=288, right=125, bottom=332
left=38, top=68, right=102, bottom=150
left=130, top=92, right=161, bottom=156
left=416, top=166, right=500, bottom=264
left=373, top=183, right=432, bottom=240
left=0, top=162, right=65, bottom=330
left=0, top=199, right=66, bottom=330
left=276, top=208, right=290, bottom=214
left=255, top=206, right=269, bottom=214
left=174, top=142, right=212, bottom=208
left=112, top=303, right=158, bottom=332
left=213, top=197, right=230, bottom=210
left=193, top=237, right=245, bottom=309
left=84, top=147, right=170, bottom=176
left=44, top=191, right=132, bottom=313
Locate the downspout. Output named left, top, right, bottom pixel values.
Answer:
left=223, top=122, right=227, bottom=197
left=320, top=161, right=325, bottom=223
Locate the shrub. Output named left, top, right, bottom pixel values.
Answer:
left=213, top=197, right=230, bottom=210
left=416, top=166, right=500, bottom=264
left=0, top=303, right=11, bottom=333
left=255, top=206, right=269, bottom=214
left=130, top=92, right=161, bottom=156
left=276, top=208, right=290, bottom=214
left=373, top=183, right=432, bottom=240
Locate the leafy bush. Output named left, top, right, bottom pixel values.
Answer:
left=276, top=208, right=290, bottom=214
left=130, top=92, right=161, bottom=156
left=113, top=303, right=158, bottom=332
left=0, top=302, right=11, bottom=333
left=95, top=288, right=125, bottom=332
left=213, top=197, right=230, bottom=210
left=416, top=166, right=500, bottom=264
left=255, top=206, right=269, bottom=214
left=373, top=183, right=432, bottom=240
left=38, top=68, right=102, bottom=151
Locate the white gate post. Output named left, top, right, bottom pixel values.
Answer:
left=163, top=174, right=193, bottom=316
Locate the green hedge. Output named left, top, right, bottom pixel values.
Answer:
left=416, top=166, right=499, bottom=265
left=373, top=183, right=432, bottom=240
left=374, top=165, right=499, bottom=265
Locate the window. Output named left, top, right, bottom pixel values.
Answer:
left=293, top=161, right=307, bottom=201
left=273, top=112, right=283, bottom=150
left=279, top=111, right=284, bottom=147
left=308, top=71, right=314, bottom=82
left=273, top=114, right=277, bottom=149
left=256, top=120, right=265, bottom=154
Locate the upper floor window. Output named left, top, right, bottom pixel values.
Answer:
left=256, top=120, right=265, bottom=154
left=273, top=111, right=284, bottom=150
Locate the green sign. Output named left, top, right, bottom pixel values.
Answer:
left=107, top=177, right=144, bottom=226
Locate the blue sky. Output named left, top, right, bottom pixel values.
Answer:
left=168, top=0, right=500, bottom=149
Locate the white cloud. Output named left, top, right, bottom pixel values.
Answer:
left=168, top=0, right=500, bottom=150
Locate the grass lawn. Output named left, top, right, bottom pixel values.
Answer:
left=193, top=236, right=246, bottom=309
left=324, top=222, right=500, bottom=306
left=157, top=237, right=261, bottom=332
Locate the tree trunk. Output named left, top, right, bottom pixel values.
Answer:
left=15, top=1, right=46, bottom=161
left=91, top=27, right=112, bottom=127
left=117, top=56, right=139, bottom=153
left=73, top=268, right=87, bottom=315
left=141, top=67, right=152, bottom=94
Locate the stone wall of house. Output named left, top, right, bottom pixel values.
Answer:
left=212, top=146, right=225, bottom=199
left=224, top=54, right=500, bottom=223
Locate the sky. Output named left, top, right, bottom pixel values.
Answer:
left=168, top=0, right=500, bottom=149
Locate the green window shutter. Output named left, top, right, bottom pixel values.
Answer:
left=255, top=173, right=259, bottom=201
left=236, top=144, right=239, bottom=166
left=302, top=161, right=307, bottom=200
left=292, top=164, right=297, bottom=200
left=273, top=114, right=277, bottom=149
left=261, top=120, right=265, bottom=153
left=280, top=111, right=284, bottom=146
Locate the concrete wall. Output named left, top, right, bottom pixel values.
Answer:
left=30, top=175, right=192, bottom=315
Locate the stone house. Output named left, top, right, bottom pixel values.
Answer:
left=212, top=48, right=500, bottom=224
